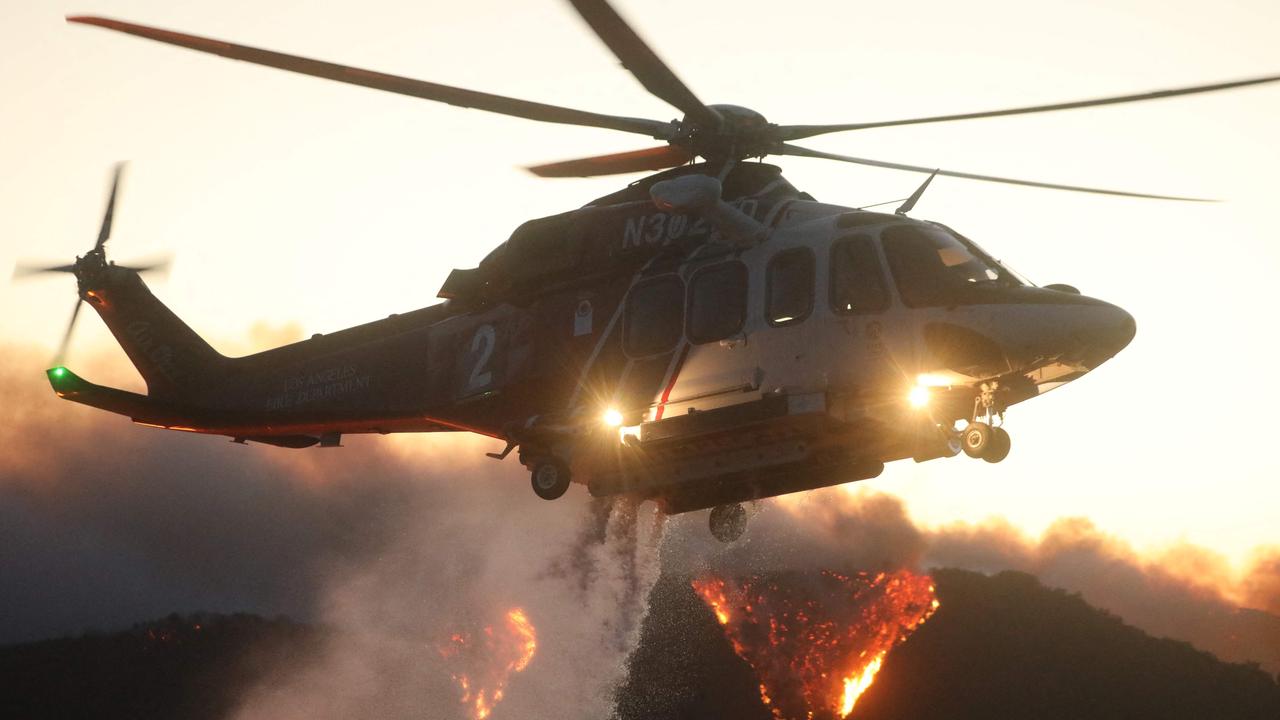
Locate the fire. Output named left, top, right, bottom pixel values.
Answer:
left=839, top=653, right=883, bottom=716
left=692, top=570, right=938, bottom=719
left=438, top=607, right=538, bottom=719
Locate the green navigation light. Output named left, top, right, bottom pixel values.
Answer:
left=46, top=366, right=73, bottom=396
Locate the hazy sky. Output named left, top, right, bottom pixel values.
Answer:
left=3, top=0, right=1278, bottom=569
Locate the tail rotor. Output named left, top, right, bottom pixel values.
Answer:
left=12, top=163, right=171, bottom=365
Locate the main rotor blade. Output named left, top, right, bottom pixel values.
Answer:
left=527, top=144, right=694, bottom=177
left=67, top=16, right=674, bottom=139
left=13, top=263, right=77, bottom=279
left=567, top=0, right=721, bottom=129
left=96, top=162, right=124, bottom=250
left=778, top=143, right=1215, bottom=201
left=53, top=298, right=84, bottom=366
left=776, top=73, right=1280, bottom=140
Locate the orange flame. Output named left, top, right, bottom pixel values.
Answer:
left=839, top=652, right=883, bottom=716
left=439, top=607, right=538, bottom=720
left=693, top=570, right=938, bottom=719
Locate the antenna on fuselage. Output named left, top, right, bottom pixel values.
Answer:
left=895, top=169, right=939, bottom=216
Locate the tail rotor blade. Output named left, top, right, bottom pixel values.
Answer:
left=53, top=298, right=85, bottom=366
left=95, top=162, right=125, bottom=251
left=13, top=263, right=77, bottom=279
left=116, top=255, right=172, bottom=275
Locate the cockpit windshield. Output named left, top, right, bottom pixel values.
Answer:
left=882, top=223, right=1020, bottom=307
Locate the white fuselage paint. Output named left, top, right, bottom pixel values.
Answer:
left=626, top=202, right=1127, bottom=423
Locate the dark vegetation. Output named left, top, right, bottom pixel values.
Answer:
left=2, top=571, right=1277, bottom=719
left=0, top=613, right=316, bottom=720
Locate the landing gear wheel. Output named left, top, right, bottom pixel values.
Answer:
left=709, top=503, right=747, bottom=543
left=983, top=426, right=1011, bottom=464
left=962, top=422, right=993, bottom=459
left=530, top=459, right=570, bottom=500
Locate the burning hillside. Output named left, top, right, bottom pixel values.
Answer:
left=438, top=608, right=538, bottom=720
left=692, top=570, right=938, bottom=719
left=3, top=573, right=1280, bottom=720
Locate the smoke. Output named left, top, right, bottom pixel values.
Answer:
left=3, top=337, right=1277, bottom=716
left=738, top=487, right=1280, bottom=675
left=1242, top=548, right=1280, bottom=616
left=659, top=487, right=928, bottom=578
left=0, top=343, right=429, bottom=641
left=219, top=321, right=306, bottom=357
left=229, top=489, right=666, bottom=720
left=2, top=343, right=670, bottom=719
left=925, top=514, right=1280, bottom=672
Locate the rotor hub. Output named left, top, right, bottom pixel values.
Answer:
left=72, top=250, right=110, bottom=297
left=679, top=104, right=776, bottom=161
left=705, top=104, right=768, bottom=128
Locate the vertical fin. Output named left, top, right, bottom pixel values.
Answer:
left=83, top=267, right=225, bottom=399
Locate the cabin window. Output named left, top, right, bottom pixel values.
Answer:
left=688, top=262, right=747, bottom=343
left=624, top=275, right=685, bottom=356
left=830, top=235, right=889, bottom=314
left=882, top=224, right=1006, bottom=307
left=766, top=248, right=814, bottom=326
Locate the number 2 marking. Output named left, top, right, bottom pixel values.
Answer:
left=468, top=324, right=496, bottom=391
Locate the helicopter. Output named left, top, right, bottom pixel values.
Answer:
left=23, top=1, right=1278, bottom=542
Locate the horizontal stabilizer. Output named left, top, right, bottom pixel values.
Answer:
left=46, top=366, right=184, bottom=423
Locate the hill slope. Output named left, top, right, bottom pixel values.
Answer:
left=618, top=569, right=1280, bottom=720
left=2, top=571, right=1277, bottom=719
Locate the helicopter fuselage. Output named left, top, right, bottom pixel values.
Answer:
left=44, top=1, right=1277, bottom=541
left=48, top=164, right=1134, bottom=516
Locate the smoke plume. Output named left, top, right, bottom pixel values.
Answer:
left=2, top=342, right=671, bottom=720
left=2, top=339, right=1277, bottom=719
left=757, top=489, right=1280, bottom=675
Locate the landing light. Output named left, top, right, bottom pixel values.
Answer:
left=602, top=408, right=624, bottom=427
left=907, top=386, right=931, bottom=408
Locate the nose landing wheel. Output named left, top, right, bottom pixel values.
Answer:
left=962, top=381, right=1011, bottom=463
left=962, top=422, right=1011, bottom=463
left=709, top=503, right=747, bottom=543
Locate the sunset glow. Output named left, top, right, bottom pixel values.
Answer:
left=2, top=0, right=1278, bottom=617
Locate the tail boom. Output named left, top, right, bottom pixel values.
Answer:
left=47, top=366, right=463, bottom=446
